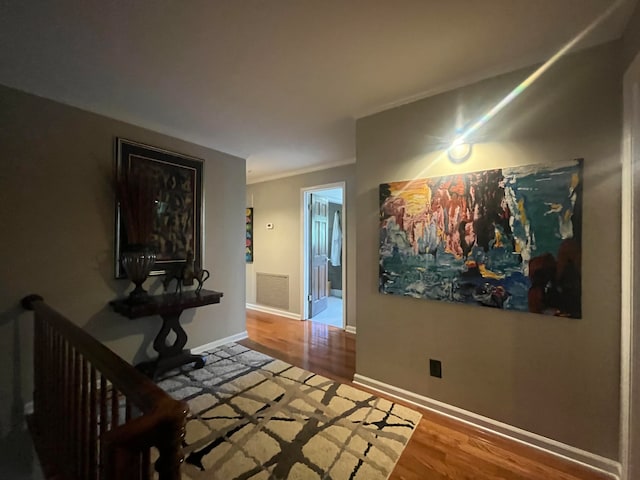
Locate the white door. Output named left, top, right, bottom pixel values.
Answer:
left=309, top=194, right=329, bottom=317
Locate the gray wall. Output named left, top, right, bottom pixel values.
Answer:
left=246, top=164, right=356, bottom=326
left=356, top=42, right=622, bottom=459
left=0, top=85, right=246, bottom=473
left=622, top=0, right=640, bottom=70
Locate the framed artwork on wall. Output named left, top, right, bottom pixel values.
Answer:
left=246, top=207, right=254, bottom=263
left=115, top=138, right=204, bottom=278
left=379, top=158, right=583, bottom=318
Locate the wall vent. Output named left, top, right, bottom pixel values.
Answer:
left=256, top=273, right=289, bottom=310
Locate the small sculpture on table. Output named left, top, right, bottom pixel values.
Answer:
left=163, top=251, right=210, bottom=295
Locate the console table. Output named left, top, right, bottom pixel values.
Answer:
left=110, top=289, right=223, bottom=380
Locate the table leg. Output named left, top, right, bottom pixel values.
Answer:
left=136, top=311, right=207, bottom=380
left=153, top=312, right=187, bottom=357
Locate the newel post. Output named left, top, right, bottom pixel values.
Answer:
left=21, top=294, right=44, bottom=310
left=155, top=401, right=188, bottom=480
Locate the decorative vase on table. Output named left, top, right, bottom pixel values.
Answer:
left=121, top=244, right=156, bottom=304
left=116, top=165, right=158, bottom=304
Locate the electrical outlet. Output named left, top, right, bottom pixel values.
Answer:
left=429, top=359, right=442, bottom=378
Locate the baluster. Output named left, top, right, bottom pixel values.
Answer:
left=89, top=365, right=98, bottom=480
left=131, top=450, right=142, bottom=480
left=62, top=340, right=73, bottom=472
left=43, top=322, right=52, bottom=447
left=81, top=357, right=89, bottom=479
left=38, top=319, right=47, bottom=441
left=111, top=385, right=120, bottom=430
left=54, top=332, right=62, bottom=462
left=40, top=321, right=47, bottom=436
left=70, top=348, right=78, bottom=477
left=141, top=447, right=151, bottom=480
left=33, top=312, right=42, bottom=433
left=125, top=397, right=132, bottom=422
left=99, top=374, right=108, bottom=477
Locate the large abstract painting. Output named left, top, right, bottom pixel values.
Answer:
left=115, top=138, right=203, bottom=278
left=379, top=159, right=583, bottom=317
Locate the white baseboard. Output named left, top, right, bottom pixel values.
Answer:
left=330, top=289, right=343, bottom=298
left=345, top=325, right=356, bottom=335
left=246, top=303, right=302, bottom=320
left=353, top=374, right=620, bottom=480
left=192, top=331, right=249, bottom=354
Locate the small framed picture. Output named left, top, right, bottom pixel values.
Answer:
left=246, top=207, right=254, bottom=263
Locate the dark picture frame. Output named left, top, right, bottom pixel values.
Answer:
left=115, top=138, right=204, bottom=278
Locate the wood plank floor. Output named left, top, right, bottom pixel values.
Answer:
left=239, top=309, right=612, bottom=480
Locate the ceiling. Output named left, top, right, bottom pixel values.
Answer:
left=0, top=1, right=636, bottom=183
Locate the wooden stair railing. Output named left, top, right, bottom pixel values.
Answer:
left=22, top=294, right=189, bottom=480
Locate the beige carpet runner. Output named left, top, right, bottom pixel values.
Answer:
left=157, top=343, right=421, bottom=480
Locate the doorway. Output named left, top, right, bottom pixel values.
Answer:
left=301, top=183, right=346, bottom=328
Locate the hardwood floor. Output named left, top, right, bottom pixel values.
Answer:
left=240, top=309, right=612, bottom=480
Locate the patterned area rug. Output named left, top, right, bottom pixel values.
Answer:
left=157, top=343, right=421, bottom=480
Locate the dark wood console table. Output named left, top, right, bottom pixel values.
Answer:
left=110, top=289, right=223, bottom=380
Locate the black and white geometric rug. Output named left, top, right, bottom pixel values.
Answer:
left=157, top=343, right=421, bottom=480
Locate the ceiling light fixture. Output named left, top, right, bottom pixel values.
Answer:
left=447, top=136, right=472, bottom=163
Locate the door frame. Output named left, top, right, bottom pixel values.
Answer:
left=301, top=181, right=346, bottom=327
left=621, top=51, right=640, bottom=480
